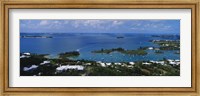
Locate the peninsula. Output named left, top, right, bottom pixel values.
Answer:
left=91, top=47, right=147, bottom=55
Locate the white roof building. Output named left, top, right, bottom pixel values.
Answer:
left=165, top=44, right=169, bottom=46
left=106, top=63, right=112, bottom=66
left=56, top=65, right=84, bottom=72
left=129, top=62, right=135, bottom=65
left=23, top=65, right=38, bottom=71
left=142, top=62, right=151, bottom=65
left=96, top=61, right=102, bottom=63
left=175, top=60, right=180, bottom=62
left=156, top=61, right=165, bottom=65
left=127, top=65, right=133, bottom=68
left=20, top=55, right=26, bottom=58
left=176, top=62, right=180, bottom=65
left=40, top=60, right=50, bottom=65
left=114, top=63, right=121, bottom=65
left=150, top=60, right=156, bottom=63
left=148, top=47, right=154, bottom=50
left=167, top=59, right=173, bottom=62
left=169, top=61, right=176, bottom=65
left=43, top=60, right=50, bottom=63
left=23, top=52, right=30, bottom=55
left=100, top=63, right=106, bottom=67
left=169, top=61, right=180, bottom=65
left=20, top=55, right=30, bottom=58
left=85, top=63, right=91, bottom=65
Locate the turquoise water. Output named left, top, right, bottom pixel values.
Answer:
left=20, top=33, right=180, bottom=62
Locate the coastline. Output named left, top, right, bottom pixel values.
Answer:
left=20, top=52, right=180, bottom=76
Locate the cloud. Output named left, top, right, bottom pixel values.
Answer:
left=39, top=20, right=49, bottom=26
left=130, top=21, right=174, bottom=32
left=71, top=20, right=107, bottom=29
left=64, top=21, right=69, bottom=24
left=112, top=21, right=123, bottom=26
left=20, top=20, right=179, bottom=33
left=38, top=20, right=65, bottom=29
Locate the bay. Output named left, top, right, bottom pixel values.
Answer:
left=20, top=33, right=180, bottom=62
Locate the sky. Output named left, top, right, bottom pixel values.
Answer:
left=20, top=20, right=180, bottom=34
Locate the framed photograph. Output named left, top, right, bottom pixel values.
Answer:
left=0, top=0, right=199, bottom=96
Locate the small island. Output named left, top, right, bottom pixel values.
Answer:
left=21, top=36, right=53, bottom=38
left=151, top=35, right=180, bottom=39
left=59, top=51, right=80, bottom=59
left=116, top=36, right=124, bottom=39
left=91, top=47, right=147, bottom=55
left=150, top=40, right=180, bottom=50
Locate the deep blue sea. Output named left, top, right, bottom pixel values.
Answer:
left=20, top=33, right=180, bottom=62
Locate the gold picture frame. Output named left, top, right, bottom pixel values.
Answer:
left=0, top=0, right=199, bottom=96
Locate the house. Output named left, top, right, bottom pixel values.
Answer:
left=142, top=62, right=151, bottom=65
left=148, top=47, right=154, bottom=50
left=85, top=63, right=91, bottom=65
left=114, top=63, right=121, bottom=65
left=127, top=65, right=133, bottom=68
left=169, top=61, right=180, bottom=65
left=20, top=52, right=31, bottom=58
left=175, top=60, right=180, bottom=62
left=56, top=65, right=84, bottom=72
left=129, top=62, right=135, bottom=65
left=156, top=61, right=165, bottom=65
left=165, top=44, right=169, bottom=46
left=167, top=59, right=173, bottom=62
left=23, top=52, right=30, bottom=56
left=40, top=60, right=50, bottom=65
left=20, top=55, right=26, bottom=58
left=176, top=62, right=180, bottom=65
left=100, top=63, right=106, bottom=67
left=169, top=61, right=177, bottom=66
left=96, top=61, right=102, bottom=63
left=23, top=65, right=38, bottom=71
left=150, top=60, right=156, bottom=63
left=169, top=61, right=176, bottom=65
left=106, top=63, right=112, bottom=66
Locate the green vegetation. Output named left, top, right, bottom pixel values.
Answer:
left=150, top=40, right=180, bottom=50
left=92, top=47, right=147, bottom=55
left=20, top=53, right=180, bottom=76
left=20, top=54, right=48, bottom=76
left=59, top=51, right=80, bottom=59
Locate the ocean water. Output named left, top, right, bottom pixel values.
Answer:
left=20, top=33, right=180, bottom=62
